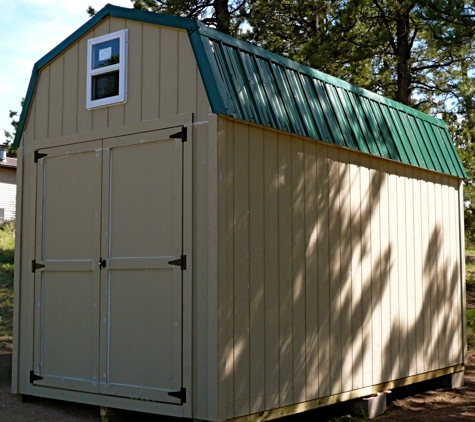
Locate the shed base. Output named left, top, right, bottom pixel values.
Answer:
left=350, top=391, right=389, bottom=418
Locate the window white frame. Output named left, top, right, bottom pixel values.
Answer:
left=86, top=29, right=128, bottom=110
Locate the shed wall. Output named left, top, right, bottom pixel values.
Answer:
left=217, top=118, right=464, bottom=420
left=17, top=19, right=219, bottom=421
left=0, top=168, right=16, bottom=221
left=23, top=17, right=203, bottom=140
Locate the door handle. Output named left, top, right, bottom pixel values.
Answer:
left=99, top=258, right=106, bottom=269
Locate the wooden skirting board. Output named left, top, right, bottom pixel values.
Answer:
left=228, top=364, right=465, bottom=422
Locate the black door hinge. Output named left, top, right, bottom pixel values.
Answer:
left=32, top=260, right=45, bottom=273
left=168, top=255, right=186, bottom=270
left=167, top=387, right=186, bottom=404
left=170, top=126, right=187, bottom=142
left=34, top=150, right=47, bottom=163
left=29, top=371, right=43, bottom=383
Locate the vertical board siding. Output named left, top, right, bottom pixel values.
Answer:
left=328, top=147, right=342, bottom=396
left=249, top=127, right=265, bottom=413
left=48, top=56, right=64, bottom=138
left=141, top=24, right=160, bottom=121
left=62, top=43, right=79, bottom=135
left=304, top=140, right=319, bottom=400
left=28, top=18, right=199, bottom=142
left=34, top=68, right=49, bottom=140
left=219, top=120, right=464, bottom=418
left=278, top=133, right=293, bottom=406
left=233, top=123, right=250, bottom=417
left=339, top=150, right=353, bottom=392
left=291, top=137, right=306, bottom=404
left=263, top=129, right=280, bottom=411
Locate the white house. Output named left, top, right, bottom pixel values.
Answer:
left=0, top=150, right=17, bottom=222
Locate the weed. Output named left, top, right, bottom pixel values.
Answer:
left=0, top=220, right=15, bottom=349
left=467, top=309, right=475, bottom=352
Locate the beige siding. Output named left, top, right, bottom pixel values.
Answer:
left=218, top=119, right=465, bottom=419
left=25, top=18, right=203, bottom=141
left=0, top=168, right=16, bottom=220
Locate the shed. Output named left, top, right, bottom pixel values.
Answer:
left=12, top=4, right=467, bottom=421
left=0, top=151, right=17, bottom=222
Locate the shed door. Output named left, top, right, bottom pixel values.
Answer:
left=33, top=141, right=102, bottom=393
left=32, top=128, right=186, bottom=404
left=99, top=130, right=184, bottom=403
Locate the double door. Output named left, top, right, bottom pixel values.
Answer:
left=32, top=128, right=187, bottom=404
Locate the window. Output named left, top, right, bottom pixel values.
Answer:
left=86, top=29, right=128, bottom=109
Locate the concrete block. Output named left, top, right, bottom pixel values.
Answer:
left=350, top=391, right=389, bottom=418
left=100, top=406, right=125, bottom=422
left=436, top=371, right=464, bottom=389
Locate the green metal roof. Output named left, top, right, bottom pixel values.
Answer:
left=14, top=4, right=467, bottom=179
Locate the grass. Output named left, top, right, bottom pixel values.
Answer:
left=0, top=220, right=15, bottom=350
left=466, top=247, right=475, bottom=352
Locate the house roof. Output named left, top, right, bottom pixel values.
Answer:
left=13, top=4, right=467, bottom=179
left=0, top=157, right=17, bottom=170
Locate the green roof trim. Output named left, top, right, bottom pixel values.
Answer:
left=13, top=4, right=466, bottom=179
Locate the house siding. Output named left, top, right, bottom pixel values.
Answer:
left=0, top=168, right=16, bottom=221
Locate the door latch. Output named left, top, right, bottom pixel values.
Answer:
left=99, top=258, right=106, bottom=269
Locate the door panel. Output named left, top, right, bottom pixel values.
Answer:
left=103, top=268, right=180, bottom=402
left=107, top=140, right=178, bottom=258
left=33, top=141, right=102, bottom=393
left=100, top=129, right=183, bottom=403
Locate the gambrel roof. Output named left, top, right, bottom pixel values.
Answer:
left=14, top=4, right=467, bottom=178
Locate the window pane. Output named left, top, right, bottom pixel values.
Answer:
left=92, top=38, right=120, bottom=69
left=92, top=71, right=119, bottom=100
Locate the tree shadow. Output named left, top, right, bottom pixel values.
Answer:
left=224, top=129, right=464, bottom=419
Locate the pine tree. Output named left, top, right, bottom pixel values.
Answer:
left=132, top=0, right=248, bottom=35
left=246, top=0, right=475, bottom=110
left=2, top=100, right=22, bottom=158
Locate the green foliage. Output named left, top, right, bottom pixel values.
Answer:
left=0, top=220, right=14, bottom=350
left=3, top=98, right=23, bottom=158
left=132, top=0, right=248, bottom=35
left=246, top=0, right=475, bottom=108
left=86, top=5, right=97, bottom=17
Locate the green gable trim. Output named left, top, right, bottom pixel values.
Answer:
left=13, top=5, right=466, bottom=179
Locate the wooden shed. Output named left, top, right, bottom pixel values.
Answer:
left=12, top=4, right=467, bottom=421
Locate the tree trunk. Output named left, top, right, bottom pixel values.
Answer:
left=214, top=0, right=231, bottom=34
left=395, top=9, right=412, bottom=105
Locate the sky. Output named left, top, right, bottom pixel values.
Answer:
left=0, top=0, right=134, bottom=143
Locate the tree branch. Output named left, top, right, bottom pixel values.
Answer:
left=372, top=0, right=397, bottom=53
left=412, top=57, right=465, bottom=72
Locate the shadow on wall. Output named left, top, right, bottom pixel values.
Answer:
left=224, top=125, right=463, bottom=418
